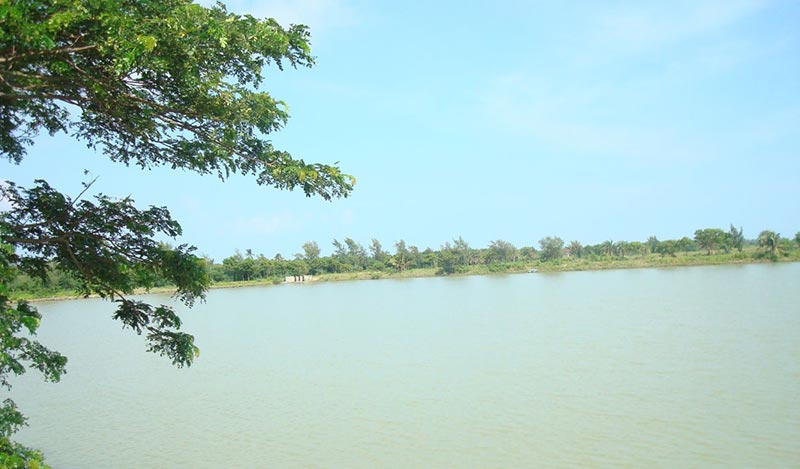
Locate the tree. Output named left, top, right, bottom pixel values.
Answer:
left=729, top=225, right=744, bottom=252
left=628, top=241, right=645, bottom=257
left=0, top=239, right=65, bottom=468
left=420, top=248, right=438, bottom=268
left=757, top=230, right=781, bottom=259
left=486, top=239, right=517, bottom=263
left=1, top=1, right=353, bottom=463
left=255, top=254, right=274, bottom=278
left=657, top=239, right=678, bottom=257
left=518, top=246, right=537, bottom=261
left=581, top=244, right=599, bottom=257
left=331, top=239, right=347, bottom=260
left=600, top=240, right=614, bottom=257
left=344, top=238, right=367, bottom=270
left=538, top=236, right=564, bottom=261
left=613, top=241, right=629, bottom=258
left=299, top=241, right=320, bottom=261
left=286, top=259, right=309, bottom=278
left=676, top=236, right=695, bottom=254
left=647, top=236, right=660, bottom=254
left=451, top=237, right=473, bottom=266
left=369, top=239, right=387, bottom=263
left=408, top=245, right=421, bottom=269
left=0, top=1, right=353, bottom=198
left=694, top=228, right=726, bottom=255
left=437, top=244, right=459, bottom=275
left=567, top=240, right=583, bottom=258
left=390, top=240, right=409, bottom=272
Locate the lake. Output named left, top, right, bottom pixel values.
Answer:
left=11, top=263, right=800, bottom=468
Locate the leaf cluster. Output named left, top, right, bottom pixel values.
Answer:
left=0, top=241, right=62, bottom=468
left=1, top=179, right=208, bottom=367
left=1, top=0, right=354, bottom=199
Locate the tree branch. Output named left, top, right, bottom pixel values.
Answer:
left=0, top=44, right=97, bottom=64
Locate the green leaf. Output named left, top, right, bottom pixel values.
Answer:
left=137, top=35, right=157, bottom=52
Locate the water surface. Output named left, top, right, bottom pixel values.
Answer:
left=12, top=263, right=800, bottom=467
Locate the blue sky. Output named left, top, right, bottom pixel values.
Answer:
left=2, top=0, right=799, bottom=260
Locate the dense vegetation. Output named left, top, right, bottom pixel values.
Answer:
left=10, top=226, right=800, bottom=299
left=182, top=226, right=800, bottom=282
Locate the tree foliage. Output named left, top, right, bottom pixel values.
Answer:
left=369, top=239, right=387, bottom=262
left=600, top=240, right=614, bottom=257
left=391, top=240, right=409, bottom=272
left=0, top=0, right=353, bottom=199
left=486, top=239, right=517, bottom=263
left=538, top=236, right=564, bottom=261
left=1, top=237, right=63, bottom=468
left=657, top=239, right=678, bottom=257
left=756, top=230, right=780, bottom=259
left=1, top=1, right=355, bottom=464
left=729, top=225, right=744, bottom=252
left=299, top=241, right=320, bottom=261
left=567, top=240, right=582, bottom=258
left=0, top=181, right=212, bottom=467
left=2, top=180, right=208, bottom=364
left=647, top=236, right=660, bottom=254
left=694, top=228, right=727, bottom=255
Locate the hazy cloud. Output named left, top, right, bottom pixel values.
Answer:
left=477, top=1, right=781, bottom=164
left=585, top=0, right=771, bottom=59
left=232, top=212, right=304, bottom=236
left=479, top=67, right=746, bottom=167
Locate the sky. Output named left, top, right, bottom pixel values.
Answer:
left=2, top=0, right=799, bottom=260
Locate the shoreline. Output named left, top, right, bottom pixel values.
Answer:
left=18, top=253, right=798, bottom=303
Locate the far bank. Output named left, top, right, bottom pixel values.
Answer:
left=16, top=250, right=800, bottom=302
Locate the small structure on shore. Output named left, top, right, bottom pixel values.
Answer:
left=285, top=275, right=313, bottom=283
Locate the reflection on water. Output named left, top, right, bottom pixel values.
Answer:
left=11, top=263, right=800, bottom=468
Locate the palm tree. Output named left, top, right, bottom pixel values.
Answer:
left=568, top=240, right=583, bottom=258
left=757, top=230, right=780, bottom=258
left=600, top=240, right=614, bottom=257
left=729, top=225, right=744, bottom=252
left=614, top=241, right=629, bottom=258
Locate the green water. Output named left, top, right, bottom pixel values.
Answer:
left=11, top=263, right=800, bottom=467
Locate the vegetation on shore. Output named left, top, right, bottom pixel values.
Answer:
left=10, top=226, right=800, bottom=301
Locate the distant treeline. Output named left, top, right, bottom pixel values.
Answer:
left=208, top=226, right=800, bottom=282
left=206, top=225, right=797, bottom=282
left=8, top=226, right=800, bottom=298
